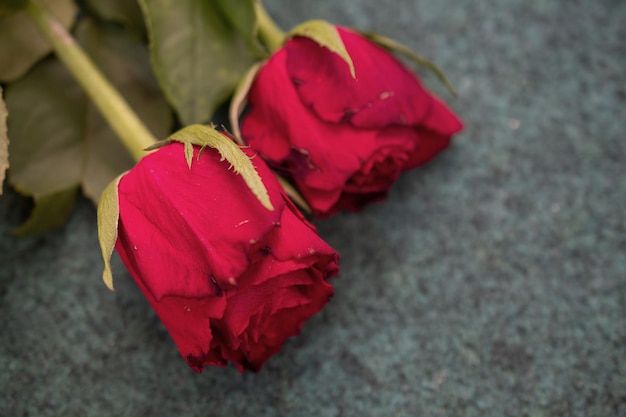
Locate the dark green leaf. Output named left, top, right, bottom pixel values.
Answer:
left=214, top=0, right=264, bottom=56
left=139, top=0, right=258, bottom=125
left=84, top=0, right=146, bottom=36
left=5, top=19, right=172, bottom=233
left=12, top=187, right=77, bottom=235
left=0, top=0, right=77, bottom=82
left=7, top=59, right=85, bottom=198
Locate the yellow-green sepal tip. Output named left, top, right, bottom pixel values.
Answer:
left=363, top=32, right=458, bottom=97
left=288, top=19, right=356, bottom=79
left=147, top=124, right=275, bottom=212
left=97, top=173, right=124, bottom=291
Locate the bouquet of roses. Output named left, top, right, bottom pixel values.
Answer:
left=0, top=0, right=462, bottom=372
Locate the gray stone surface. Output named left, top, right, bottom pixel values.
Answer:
left=1, top=0, right=625, bottom=416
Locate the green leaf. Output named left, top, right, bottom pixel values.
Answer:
left=5, top=19, right=172, bottom=233
left=363, top=32, right=457, bottom=97
left=139, top=0, right=258, bottom=125
left=97, top=173, right=123, bottom=291
left=12, top=187, right=77, bottom=235
left=0, top=86, right=8, bottom=194
left=0, top=0, right=77, bottom=82
left=84, top=0, right=146, bottom=36
left=149, top=124, right=274, bottom=211
left=6, top=59, right=85, bottom=199
left=288, top=19, right=356, bottom=79
left=214, top=0, right=265, bottom=56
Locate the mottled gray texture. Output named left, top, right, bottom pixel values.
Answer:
left=1, top=0, right=625, bottom=416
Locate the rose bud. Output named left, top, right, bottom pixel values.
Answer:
left=239, top=24, right=463, bottom=217
left=98, top=126, right=339, bottom=372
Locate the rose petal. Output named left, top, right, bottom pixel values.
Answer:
left=285, top=27, right=463, bottom=135
left=116, top=142, right=284, bottom=300
left=116, top=229, right=228, bottom=372
left=241, top=25, right=462, bottom=218
left=218, top=269, right=334, bottom=371
left=243, top=49, right=378, bottom=191
left=403, top=127, right=453, bottom=170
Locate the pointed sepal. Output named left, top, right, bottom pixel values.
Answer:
left=229, top=61, right=264, bottom=145
left=147, top=124, right=274, bottom=211
left=363, top=32, right=458, bottom=96
left=276, top=174, right=311, bottom=214
left=97, top=173, right=124, bottom=291
left=288, top=19, right=356, bottom=79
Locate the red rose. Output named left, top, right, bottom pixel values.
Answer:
left=114, top=140, right=339, bottom=372
left=241, top=26, right=463, bottom=217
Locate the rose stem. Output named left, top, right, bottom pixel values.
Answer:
left=25, top=0, right=157, bottom=162
left=254, top=0, right=285, bottom=53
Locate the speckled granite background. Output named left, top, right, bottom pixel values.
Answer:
left=1, top=0, right=625, bottom=416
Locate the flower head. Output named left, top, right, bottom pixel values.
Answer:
left=241, top=26, right=463, bottom=217
left=105, top=133, right=339, bottom=372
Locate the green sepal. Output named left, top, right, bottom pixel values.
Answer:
left=0, top=86, right=8, bottom=194
left=276, top=174, right=311, bottom=214
left=146, top=124, right=275, bottom=212
left=97, top=173, right=124, bottom=291
left=288, top=19, right=356, bottom=79
left=227, top=71, right=311, bottom=214
left=229, top=61, right=263, bottom=144
left=363, top=32, right=457, bottom=96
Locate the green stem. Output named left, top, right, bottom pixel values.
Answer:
left=26, top=0, right=157, bottom=162
left=254, top=0, right=285, bottom=53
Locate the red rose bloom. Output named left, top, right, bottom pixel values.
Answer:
left=114, top=140, right=339, bottom=372
left=241, top=26, right=463, bottom=217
